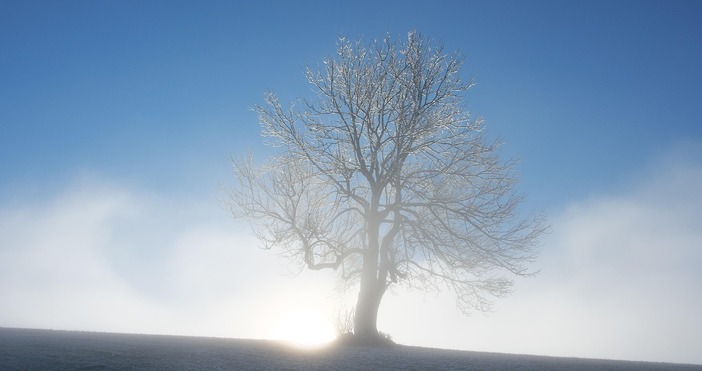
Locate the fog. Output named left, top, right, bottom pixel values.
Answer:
left=380, top=143, right=702, bottom=364
left=0, top=175, right=338, bottom=340
left=1, top=144, right=701, bottom=364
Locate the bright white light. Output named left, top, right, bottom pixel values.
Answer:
left=268, top=307, right=336, bottom=348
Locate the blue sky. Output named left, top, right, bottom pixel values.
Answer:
left=1, top=0, right=701, bottom=365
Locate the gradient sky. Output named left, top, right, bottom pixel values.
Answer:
left=1, top=0, right=701, bottom=365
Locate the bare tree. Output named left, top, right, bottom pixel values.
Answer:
left=227, top=31, right=545, bottom=342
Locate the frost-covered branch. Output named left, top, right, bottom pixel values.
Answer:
left=227, top=31, right=545, bottom=323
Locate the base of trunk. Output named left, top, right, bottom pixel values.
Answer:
left=333, top=332, right=395, bottom=347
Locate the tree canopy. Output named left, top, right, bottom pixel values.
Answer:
left=227, top=31, right=545, bottom=340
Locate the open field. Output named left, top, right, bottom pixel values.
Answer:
left=1, top=327, right=700, bottom=370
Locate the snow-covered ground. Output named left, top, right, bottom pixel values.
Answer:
left=0, top=328, right=699, bottom=370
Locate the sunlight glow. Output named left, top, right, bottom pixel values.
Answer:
left=269, top=307, right=336, bottom=348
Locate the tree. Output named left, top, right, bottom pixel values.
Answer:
left=227, top=31, right=545, bottom=343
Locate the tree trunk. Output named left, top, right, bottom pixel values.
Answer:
left=354, top=237, right=386, bottom=340
left=354, top=274, right=385, bottom=339
left=353, top=194, right=386, bottom=341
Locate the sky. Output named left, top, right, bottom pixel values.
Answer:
left=1, top=0, right=701, bottom=365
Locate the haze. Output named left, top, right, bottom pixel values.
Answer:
left=1, top=0, right=701, bottom=365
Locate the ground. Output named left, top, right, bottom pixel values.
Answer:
left=0, top=328, right=699, bottom=370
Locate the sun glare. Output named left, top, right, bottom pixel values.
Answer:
left=269, top=308, right=336, bottom=348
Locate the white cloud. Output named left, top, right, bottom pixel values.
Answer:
left=379, top=142, right=702, bottom=365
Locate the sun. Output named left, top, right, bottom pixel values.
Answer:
left=269, top=307, right=336, bottom=348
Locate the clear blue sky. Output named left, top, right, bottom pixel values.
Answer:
left=1, top=0, right=701, bottom=365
